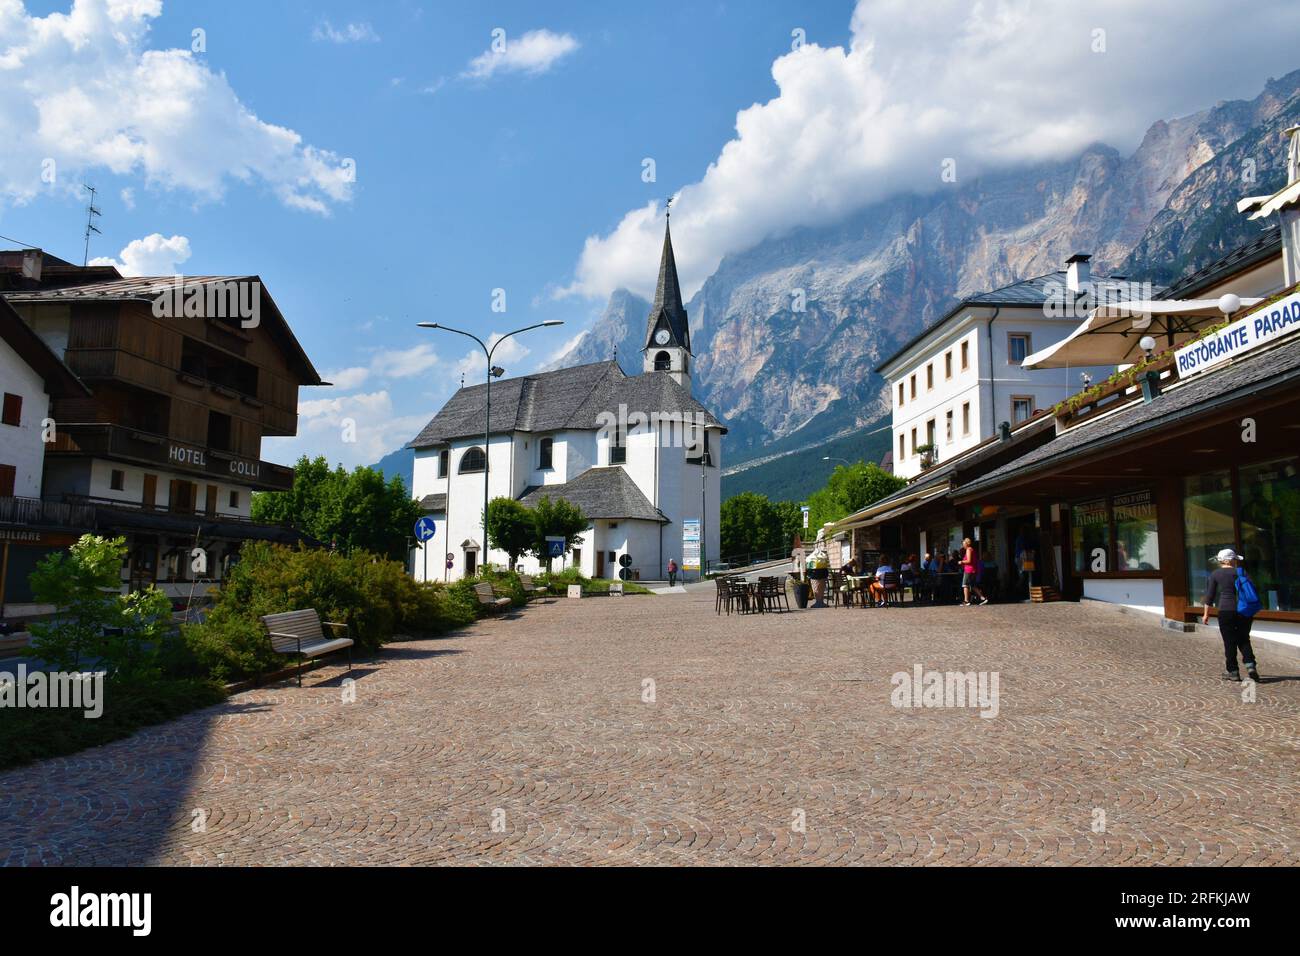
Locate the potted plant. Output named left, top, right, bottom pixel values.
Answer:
left=789, top=567, right=811, bottom=608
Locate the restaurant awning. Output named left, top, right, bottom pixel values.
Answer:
left=832, top=484, right=950, bottom=533
left=1022, top=298, right=1263, bottom=369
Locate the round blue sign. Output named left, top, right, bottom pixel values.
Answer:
left=414, top=517, right=437, bottom=542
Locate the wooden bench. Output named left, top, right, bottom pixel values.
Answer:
left=473, top=582, right=511, bottom=613
left=260, top=609, right=353, bottom=687
left=517, top=574, right=548, bottom=601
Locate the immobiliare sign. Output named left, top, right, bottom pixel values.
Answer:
left=1174, top=290, right=1300, bottom=378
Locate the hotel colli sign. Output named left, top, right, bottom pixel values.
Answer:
left=167, top=443, right=262, bottom=480
left=1175, top=290, right=1300, bottom=378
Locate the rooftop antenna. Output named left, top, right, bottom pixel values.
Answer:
left=81, top=184, right=102, bottom=266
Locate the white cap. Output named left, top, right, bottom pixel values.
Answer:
left=1216, top=548, right=1239, bottom=563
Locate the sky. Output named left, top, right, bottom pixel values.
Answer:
left=2, top=0, right=1298, bottom=472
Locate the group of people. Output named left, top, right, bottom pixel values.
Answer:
left=842, top=538, right=991, bottom=606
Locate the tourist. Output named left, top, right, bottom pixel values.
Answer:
left=1202, top=549, right=1261, bottom=683
left=667, top=557, right=678, bottom=587
left=869, top=555, right=896, bottom=606
left=960, top=538, right=988, bottom=606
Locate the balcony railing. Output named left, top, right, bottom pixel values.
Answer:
left=59, top=494, right=292, bottom=527
left=47, top=423, right=295, bottom=491
left=0, top=496, right=97, bottom=528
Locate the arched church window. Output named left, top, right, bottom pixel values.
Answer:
left=654, top=351, right=671, bottom=371
left=459, top=446, right=487, bottom=473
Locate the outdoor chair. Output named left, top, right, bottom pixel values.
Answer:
left=757, top=576, right=789, bottom=613
left=828, top=570, right=845, bottom=607
left=726, top=578, right=754, bottom=615
left=715, top=576, right=732, bottom=615
left=880, top=571, right=904, bottom=606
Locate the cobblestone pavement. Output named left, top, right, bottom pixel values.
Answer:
left=2, top=592, right=1297, bottom=866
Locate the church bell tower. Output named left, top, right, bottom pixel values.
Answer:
left=642, top=207, right=692, bottom=392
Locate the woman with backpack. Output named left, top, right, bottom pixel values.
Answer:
left=1202, top=548, right=1261, bottom=683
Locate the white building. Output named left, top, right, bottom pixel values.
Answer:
left=408, top=218, right=725, bottom=581
left=877, top=255, right=1137, bottom=480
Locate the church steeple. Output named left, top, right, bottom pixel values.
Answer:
left=643, top=207, right=692, bottom=390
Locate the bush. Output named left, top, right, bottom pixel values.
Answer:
left=537, top=567, right=652, bottom=595
left=182, top=543, right=478, bottom=682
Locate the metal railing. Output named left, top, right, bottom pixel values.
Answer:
left=0, top=496, right=97, bottom=528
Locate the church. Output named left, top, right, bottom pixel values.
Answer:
left=408, top=217, right=725, bottom=582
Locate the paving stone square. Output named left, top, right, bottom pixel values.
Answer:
left=1, top=591, right=1296, bottom=866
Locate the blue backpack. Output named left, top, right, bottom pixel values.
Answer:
left=1236, top=568, right=1262, bottom=618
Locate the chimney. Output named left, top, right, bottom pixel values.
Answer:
left=20, top=248, right=42, bottom=283
left=1065, top=253, right=1091, bottom=294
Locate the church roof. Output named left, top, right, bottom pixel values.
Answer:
left=408, top=360, right=724, bottom=448
left=519, top=466, right=667, bottom=523
left=643, top=217, right=691, bottom=353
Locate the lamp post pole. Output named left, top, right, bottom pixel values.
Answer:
left=418, top=321, right=563, bottom=571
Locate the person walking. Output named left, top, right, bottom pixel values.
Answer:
left=667, top=558, right=678, bottom=587
left=1202, top=549, right=1261, bottom=682
left=960, top=537, right=988, bottom=606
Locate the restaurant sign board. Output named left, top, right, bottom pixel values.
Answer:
left=1175, top=290, right=1300, bottom=379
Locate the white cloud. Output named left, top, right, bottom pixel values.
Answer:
left=322, top=366, right=370, bottom=390
left=89, top=232, right=190, bottom=275
left=312, top=20, right=379, bottom=44
left=564, top=0, right=1300, bottom=301
left=0, top=0, right=355, bottom=213
left=119, top=187, right=135, bottom=209
left=265, top=390, right=428, bottom=468
left=463, top=28, right=579, bottom=80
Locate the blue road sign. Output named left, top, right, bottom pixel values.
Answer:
left=414, top=517, right=437, bottom=542
left=545, top=536, right=566, bottom=558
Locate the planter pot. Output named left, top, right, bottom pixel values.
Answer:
left=791, top=582, right=811, bottom=609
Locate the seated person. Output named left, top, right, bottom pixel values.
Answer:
left=868, top=556, right=896, bottom=605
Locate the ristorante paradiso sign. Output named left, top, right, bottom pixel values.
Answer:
left=1174, top=290, right=1300, bottom=379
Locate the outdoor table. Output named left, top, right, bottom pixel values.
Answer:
left=844, top=575, right=874, bottom=606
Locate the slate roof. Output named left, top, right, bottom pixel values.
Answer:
left=955, top=330, right=1300, bottom=499
left=1163, top=226, right=1282, bottom=300
left=419, top=493, right=447, bottom=513
left=518, top=466, right=667, bottom=523
left=644, top=218, right=691, bottom=353
left=876, top=268, right=1142, bottom=374
left=408, top=360, right=724, bottom=448
left=4, top=276, right=323, bottom=384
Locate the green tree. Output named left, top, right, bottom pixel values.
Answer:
left=773, top=500, right=805, bottom=547
left=251, top=456, right=422, bottom=561
left=806, top=462, right=906, bottom=531
left=28, top=534, right=170, bottom=678
left=530, top=496, right=588, bottom=572
left=720, top=492, right=784, bottom=561
left=486, top=497, right=536, bottom=569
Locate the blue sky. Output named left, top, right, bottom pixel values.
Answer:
left=3, top=0, right=1298, bottom=471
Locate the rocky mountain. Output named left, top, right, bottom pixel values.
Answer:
left=555, top=70, right=1300, bottom=476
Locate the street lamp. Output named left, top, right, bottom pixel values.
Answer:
left=822, top=456, right=851, bottom=465
left=418, top=320, right=563, bottom=569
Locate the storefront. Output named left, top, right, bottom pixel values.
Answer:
left=954, top=301, right=1300, bottom=650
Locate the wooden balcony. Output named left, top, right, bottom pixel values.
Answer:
left=0, top=496, right=97, bottom=529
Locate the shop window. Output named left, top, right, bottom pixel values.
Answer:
left=1, top=393, right=20, bottom=427
left=1183, top=470, right=1234, bottom=606
left=1113, top=490, right=1159, bottom=571
left=459, top=446, right=486, bottom=474
left=1238, top=458, right=1300, bottom=611
left=1071, top=499, right=1111, bottom=573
